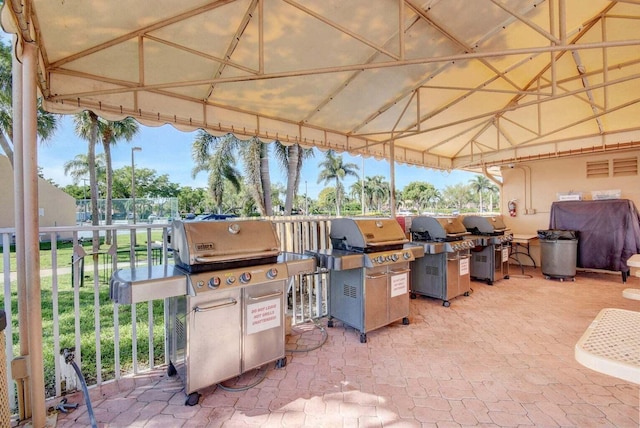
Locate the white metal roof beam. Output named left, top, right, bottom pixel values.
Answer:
left=302, top=9, right=422, bottom=127
left=374, top=73, right=640, bottom=144
left=455, top=95, right=640, bottom=169
left=47, top=38, right=640, bottom=101
left=205, top=0, right=260, bottom=100
left=47, top=0, right=237, bottom=69
left=405, top=0, right=523, bottom=91
left=282, top=0, right=400, bottom=60
left=490, top=0, right=561, bottom=44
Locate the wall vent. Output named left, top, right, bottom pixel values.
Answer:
left=586, top=160, right=609, bottom=178
left=612, top=157, right=638, bottom=177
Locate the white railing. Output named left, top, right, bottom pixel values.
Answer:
left=0, top=216, right=332, bottom=414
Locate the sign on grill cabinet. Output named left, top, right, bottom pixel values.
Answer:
left=327, top=262, right=411, bottom=343
left=167, top=269, right=288, bottom=406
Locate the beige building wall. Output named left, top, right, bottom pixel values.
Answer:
left=499, top=149, right=640, bottom=266
left=0, top=155, right=76, bottom=230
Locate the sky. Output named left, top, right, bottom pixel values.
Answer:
left=31, top=115, right=479, bottom=200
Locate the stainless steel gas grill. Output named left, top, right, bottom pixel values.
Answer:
left=110, top=219, right=315, bottom=406
left=409, top=216, right=474, bottom=307
left=462, top=215, right=512, bottom=285
left=307, top=218, right=420, bottom=343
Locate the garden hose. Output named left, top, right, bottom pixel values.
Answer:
left=62, top=348, right=97, bottom=428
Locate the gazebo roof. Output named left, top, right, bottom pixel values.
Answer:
left=2, top=0, right=640, bottom=172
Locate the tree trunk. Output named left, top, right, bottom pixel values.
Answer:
left=335, top=179, right=341, bottom=216
left=103, top=134, right=113, bottom=245
left=260, top=143, right=272, bottom=216
left=88, top=112, right=100, bottom=251
left=284, top=144, right=299, bottom=215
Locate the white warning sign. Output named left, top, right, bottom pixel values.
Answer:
left=460, top=257, right=469, bottom=275
left=390, top=274, right=408, bottom=297
left=246, top=298, right=281, bottom=335
left=502, top=247, right=509, bottom=262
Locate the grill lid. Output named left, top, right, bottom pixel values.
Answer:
left=410, top=216, right=469, bottom=241
left=172, top=219, right=280, bottom=272
left=330, top=218, right=408, bottom=252
left=462, top=215, right=508, bottom=235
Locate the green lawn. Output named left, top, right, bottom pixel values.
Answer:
left=2, top=231, right=168, bottom=398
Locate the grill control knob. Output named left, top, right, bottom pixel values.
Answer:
left=403, top=252, right=411, bottom=260
left=208, top=277, right=221, bottom=289
left=226, top=276, right=236, bottom=285
left=266, top=268, right=278, bottom=279
left=239, top=272, right=252, bottom=284
left=391, top=253, right=399, bottom=262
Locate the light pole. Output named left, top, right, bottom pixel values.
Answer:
left=131, top=147, right=142, bottom=224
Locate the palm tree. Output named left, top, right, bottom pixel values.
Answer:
left=63, top=153, right=106, bottom=185
left=469, top=175, right=493, bottom=213
left=192, top=132, right=275, bottom=216
left=0, top=41, right=59, bottom=167
left=99, top=118, right=139, bottom=237
left=273, top=142, right=314, bottom=215
left=192, top=132, right=242, bottom=214
left=73, top=112, right=101, bottom=232
left=243, top=136, right=272, bottom=216
left=366, top=175, right=390, bottom=213
left=317, top=150, right=359, bottom=216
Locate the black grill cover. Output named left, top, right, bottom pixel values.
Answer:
left=537, top=229, right=578, bottom=240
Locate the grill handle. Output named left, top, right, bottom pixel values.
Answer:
left=247, top=290, right=283, bottom=301
left=193, top=298, right=238, bottom=312
left=389, top=268, right=410, bottom=275
left=365, top=273, right=387, bottom=279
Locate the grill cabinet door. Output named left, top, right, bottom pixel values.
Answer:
left=187, top=289, right=242, bottom=393
left=388, top=263, right=410, bottom=322
left=364, top=266, right=388, bottom=332
left=243, top=280, right=286, bottom=372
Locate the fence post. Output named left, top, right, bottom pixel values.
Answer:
left=0, top=310, right=10, bottom=426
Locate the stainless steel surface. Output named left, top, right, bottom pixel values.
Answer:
left=462, top=215, right=508, bottom=234
left=109, top=265, right=187, bottom=304
left=171, top=219, right=281, bottom=271
left=277, top=252, right=316, bottom=276
left=410, top=216, right=469, bottom=240
left=306, top=249, right=364, bottom=271
left=408, top=216, right=472, bottom=305
left=309, top=218, right=416, bottom=342
left=469, top=244, right=510, bottom=285
left=111, top=219, right=316, bottom=403
left=329, top=261, right=411, bottom=342
left=168, top=277, right=286, bottom=396
left=329, top=218, right=408, bottom=251
left=404, top=243, right=425, bottom=259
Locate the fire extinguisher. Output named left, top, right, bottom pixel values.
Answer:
left=508, top=199, right=517, bottom=217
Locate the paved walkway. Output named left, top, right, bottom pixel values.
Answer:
left=42, top=267, right=640, bottom=427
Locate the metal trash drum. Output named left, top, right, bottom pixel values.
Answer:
left=538, top=229, right=578, bottom=281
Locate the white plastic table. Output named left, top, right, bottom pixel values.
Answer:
left=575, top=308, right=640, bottom=384
left=624, top=254, right=640, bottom=300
